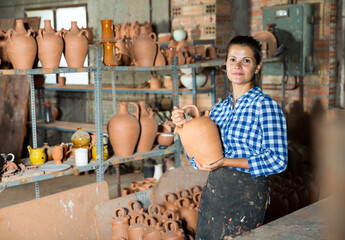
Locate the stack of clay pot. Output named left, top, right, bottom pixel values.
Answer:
left=100, top=19, right=122, bottom=66
left=122, top=178, right=158, bottom=196
left=4, top=19, right=88, bottom=70
left=107, top=101, right=159, bottom=157
left=110, top=185, right=202, bottom=240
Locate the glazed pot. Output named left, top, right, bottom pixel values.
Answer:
left=63, top=21, right=89, bottom=68
left=174, top=105, right=224, bottom=166
left=103, top=42, right=122, bottom=66
left=173, top=29, right=187, bottom=42
left=108, top=102, right=140, bottom=157
left=132, top=26, right=157, bottom=67
left=92, top=143, right=109, bottom=161
left=128, top=214, right=146, bottom=240
left=6, top=19, right=37, bottom=69
left=27, top=146, right=46, bottom=165
left=71, top=127, right=91, bottom=148
left=111, top=208, right=129, bottom=240
left=37, top=20, right=63, bottom=69
left=136, top=101, right=158, bottom=152
left=43, top=142, right=53, bottom=161
left=101, top=19, right=115, bottom=43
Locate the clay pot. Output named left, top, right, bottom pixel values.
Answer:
left=111, top=208, right=129, bottom=240
left=6, top=19, right=37, bottom=69
left=149, top=74, right=162, bottom=89
left=142, top=217, right=162, bottom=240
left=175, top=49, right=185, bottom=65
left=163, top=75, right=173, bottom=89
left=161, top=220, right=185, bottom=240
left=128, top=214, right=146, bottom=240
left=101, top=19, right=115, bottom=43
left=36, top=20, right=63, bottom=69
left=103, top=42, right=122, bottom=66
left=174, top=105, right=224, bottom=166
left=163, top=210, right=180, bottom=223
left=136, top=101, right=158, bottom=152
left=127, top=200, right=145, bottom=218
left=143, top=21, right=153, bottom=35
left=294, top=177, right=310, bottom=209
left=158, top=33, right=171, bottom=42
left=163, top=193, right=178, bottom=212
left=154, top=44, right=166, bottom=66
left=43, top=142, right=53, bottom=161
left=177, top=197, right=198, bottom=235
left=63, top=21, right=89, bottom=68
left=147, top=204, right=165, bottom=226
left=58, top=76, right=66, bottom=86
left=108, top=102, right=140, bottom=157
left=157, top=133, right=174, bottom=146
left=52, top=145, right=64, bottom=164
left=132, top=27, right=157, bottom=67
left=71, top=127, right=91, bottom=148
left=173, top=29, right=187, bottom=42
left=116, top=38, right=132, bottom=66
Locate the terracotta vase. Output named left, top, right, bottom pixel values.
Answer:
left=111, top=208, right=129, bottom=240
left=128, top=214, right=146, bottom=240
left=116, top=38, right=132, bottom=66
left=174, top=105, right=224, bottom=166
left=71, top=127, right=91, bottom=148
left=37, top=20, right=63, bottom=69
left=6, top=19, right=37, bottom=69
left=101, top=19, right=115, bottom=43
left=63, top=21, right=89, bottom=68
left=103, top=42, right=121, bottom=66
left=177, top=197, right=198, bottom=235
left=161, top=220, right=185, bottom=240
left=136, top=101, right=158, bottom=152
left=154, top=44, right=166, bottom=66
left=163, top=75, right=173, bottom=89
left=175, top=49, right=185, bottom=65
left=108, top=102, right=140, bottom=157
left=52, top=145, right=64, bottom=164
left=58, top=76, right=66, bottom=86
left=143, top=21, right=153, bottom=35
left=132, top=26, right=157, bottom=67
left=163, top=210, right=180, bottom=223
left=163, top=193, right=178, bottom=212
left=142, top=217, right=162, bottom=240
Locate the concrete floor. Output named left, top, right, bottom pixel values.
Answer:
left=0, top=170, right=143, bottom=209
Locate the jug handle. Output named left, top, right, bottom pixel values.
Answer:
left=56, top=29, right=63, bottom=38
left=6, top=29, right=15, bottom=41
left=38, top=28, right=44, bottom=40
left=128, top=102, right=139, bottom=120
left=149, top=32, right=156, bottom=43
left=26, top=29, right=35, bottom=37
left=164, top=220, right=179, bottom=232
left=173, top=104, right=200, bottom=135
left=27, top=145, right=32, bottom=153
left=79, top=29, right=89, bottom=39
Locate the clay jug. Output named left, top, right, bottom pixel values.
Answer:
left=103, top=42, right=122, bottom=66
left=52, top=144, right=64, bottom=164
left=163, top=209, right=180, bottom=223
left=101, top=19, right=115, bottom=43
left=132, top=26, right=157, bottom=67
left=154, top=44, right=166, bottom=66
left=174, top=105, right=224, bottom=166
left=108, top=102, right=140, bottom=157
left=111, top=208, right=129, bottom=240
left=63, top=21, right=89, bottom=68
left=161, top=220, right=184, bottom=240
left=147, top=204, right=164, bottom=226
left=71, top=127, right=91, bottom=148
left=136, top=101, right=158, bottom=152
left=116, top=38, right=131, bottom=66
left=6, top=19, right=37, bottom=69
left=127, top=200, right=145, bottom=218
left=142, top=217, right=162, bottom=240
left=163, top=193, right=178, bottom=212
left=37, top=20, right=63, bottom=69
left=128, top=214, right=146, bottom=240
left=177, top=197, right=198, bottom=235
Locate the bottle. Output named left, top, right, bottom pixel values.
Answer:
left=44, top=101, right=54, bottom=123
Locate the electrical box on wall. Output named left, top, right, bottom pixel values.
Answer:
left=263, top=3, right=314, bottom=76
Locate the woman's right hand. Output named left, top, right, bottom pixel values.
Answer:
left=171, top=106, right=187, bottom=128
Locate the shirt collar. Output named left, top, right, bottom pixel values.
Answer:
left=227, top=87, right=261, bottom=108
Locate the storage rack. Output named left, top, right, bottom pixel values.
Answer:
left=0, top=44, right=225, bottom=199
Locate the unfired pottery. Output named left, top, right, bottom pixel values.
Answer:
left=111, top=208, right=129, bottom=240
left=174, top=105, right=224, bottom=166
left=108, top=102, right=140, bottom=157
left=116, top=38, right=132, bottom=66
left=177, top=197, right=198, bottom=235
left=128, top=214, right=146, bottom=240
left=132, top=26, right=157, bottom=67
left=142, top=217, right=162, bottom=240
left=37, top=20, right=63, bottom=68
left=63, top=21, right=89, bottom=68
left=161, top=220, right=185, bottom=240
left=149, top=74, right=162, bottom=89
left=6, top=19, right=37, bottom=69
left=136, top=101, right=158, bottom=152
left=52, top=144, right=64, bottom=164
left=154, top=44, right=166, bottom=66
left=163, top=193, right=178, bottom=212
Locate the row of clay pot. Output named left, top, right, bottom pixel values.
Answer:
left=108, top=101, right=170, bottom=157
left=122, top=178, right=158, bottom=196
left=3, top=19, right=88, bottom=69
left=111, top=185, right=202, bottom=239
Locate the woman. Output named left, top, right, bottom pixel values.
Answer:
left=171, top=35, right=288, bottom=239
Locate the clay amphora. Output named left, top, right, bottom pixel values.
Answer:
left=127, top=200, right=145, bottom=218
left=154, top=44, right=166, bottom=66
left=71, top=127, right=91, bottom=148
left=174, top=105, right=224, bottom=166
left=132, top=27, right=157, bottom=67
left=103, top=42, right=122, bottom=66
left=111, top=208, right=129, bottom=240
left=37, top=20, right=63, bottom=69
left=161, top=220, right=185, bottom=240
left=6, top=19, right=37, bottom=69
left=108, top=102, right=140, bottom=157
left=101, top=19, right=115, bottom=43
left=177, top=197, right=198, bottom=235
left=27, top=146, right=46, bottom=165
left=116, top=38, right=131, bottom=66
left=136, top=101, right=158, bottom=152
left=142, top=217, right=162, bottom=240
left=128, top=214, right=146, bottom=240
left=63, top=21, right=89, bottom=68
left=43, top=142, right=53, bottom=161
left=163, top=193, right=178, bottom=212
left=52, top=144, right=64, bottom=164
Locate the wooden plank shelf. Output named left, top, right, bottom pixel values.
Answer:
left=36, top=120, right=107, bottom=133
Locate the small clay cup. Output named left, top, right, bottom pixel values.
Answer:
left=58, top=76, right=66, bottom=86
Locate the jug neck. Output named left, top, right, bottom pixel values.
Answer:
left=15, top=19, right=26, bottom=33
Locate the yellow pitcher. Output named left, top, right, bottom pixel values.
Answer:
left=27, top=145, right=46, bottom=165
left=92, top=143, right=108, bottom=161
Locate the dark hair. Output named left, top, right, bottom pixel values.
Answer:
left=225, top=35, right=263, bottom=87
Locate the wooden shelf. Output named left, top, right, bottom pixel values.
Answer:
left=36, top=120, right=107, bottom=133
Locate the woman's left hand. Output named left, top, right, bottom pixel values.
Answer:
left=195, top=158, right=224, bottom=171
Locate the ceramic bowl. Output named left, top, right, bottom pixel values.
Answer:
left=180, top=67, right=204, bottom=74
left=180, top=73, right=207, bottom=89
left=157, top=133, right=174, bottom=146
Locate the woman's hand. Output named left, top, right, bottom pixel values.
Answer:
left=171, top=106, right=187, bottom=128
left=194, top=158, right=225, bottom=171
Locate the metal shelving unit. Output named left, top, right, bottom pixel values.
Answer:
left=0, top=44, right=225, bottom=198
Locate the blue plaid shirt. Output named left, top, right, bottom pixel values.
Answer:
left=187, top=87, right=288, bottom=178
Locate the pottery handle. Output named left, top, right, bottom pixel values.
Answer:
left=79, top=29, right=89, bottom=39
left=128, top=200, right=140, bottom=211
left=38, top=28, right=44, bottom=40
left=27, top=145, right=32, bottom=153
left=189, top=185, right=201, bottom=194
left=56, top=30, right=63, bottom=38
left=164, top=220, right=178, bottom=232
left=128, top=102, right=139, bottom=121
left=114, top=44, right=122, bottom=63
left=177, top=197, right=190, bottom=208
left=144, top=217, right=158, bottom=227
left=131, top=214, right=144, bottom=225
left=114, top=207, right=126, bottom=218
left=178, top=189, right=190, bottom=199
left=27, top=29, right=35, bottom=37
left=174, top=105, right=200, bottom=135
left=6, top=29, right=15, bottom=41
left=149, top=32, right=157, bottom=43
left=148, top=204, right=161, bottom=215
left=164, top=192, right=176, bottom=202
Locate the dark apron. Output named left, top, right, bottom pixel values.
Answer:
left=195, top=167, right=269, bottom=240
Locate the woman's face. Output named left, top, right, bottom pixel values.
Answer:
left=226, top=44, right=262, bottom=87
